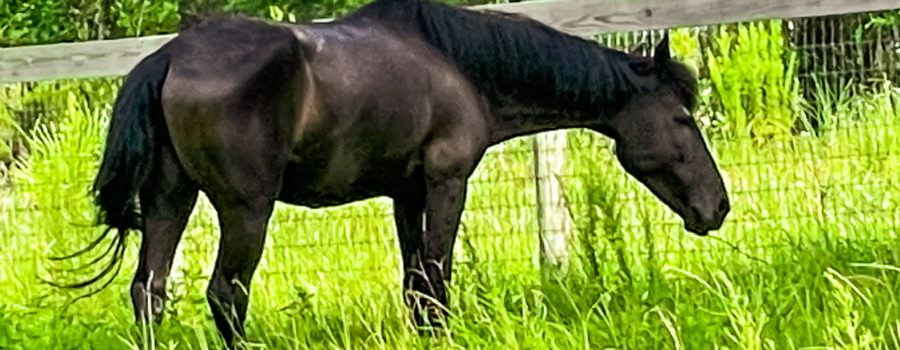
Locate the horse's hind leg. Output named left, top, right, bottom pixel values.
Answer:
left=196, top=139, right=284, bottom=346
left=205, top=194, right=274, bottom=346
left=133, top=144, right=199, bottom=323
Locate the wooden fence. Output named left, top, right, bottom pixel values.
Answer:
left=0, top=0, right=897, bottom=83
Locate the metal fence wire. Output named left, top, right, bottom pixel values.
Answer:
left=0, top=13, right=898, bottom=295
left=788, top=11, right=900, bottom=89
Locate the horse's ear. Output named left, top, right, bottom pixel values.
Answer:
left=654, top=33, right=671, bottom=63
left=629, top=58, right=656, bottom=76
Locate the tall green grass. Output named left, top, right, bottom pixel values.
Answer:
left=0, top=50, right=899, bottom=350
left=0, top=79, right=896, bottom=349
left=705, top=21, right=802, bottom=139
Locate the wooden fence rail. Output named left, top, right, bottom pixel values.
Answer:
left=1, top=0, right=897, bottom=83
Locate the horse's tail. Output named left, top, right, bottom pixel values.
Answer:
left=49, top=52, right=171, bottom=294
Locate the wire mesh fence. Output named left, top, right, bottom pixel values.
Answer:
left=788, top=11, right=900, bottom=88
left=0, top=12, right=898, bottom=303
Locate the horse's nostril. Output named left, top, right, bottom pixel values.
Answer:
left=718, top=198, right=729, bottom=213
left=690, top=205, right=703, bottom=220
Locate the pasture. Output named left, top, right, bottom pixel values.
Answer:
left=1, top=1, right=899, bottom=349
left=0, top=77, right=898, bottom=349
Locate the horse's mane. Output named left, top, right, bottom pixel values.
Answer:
left=346, top=0, right=698, bottom=113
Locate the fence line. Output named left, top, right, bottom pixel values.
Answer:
left=2, top=175, right=895, bottom=215
left=1, top=0, right=898, bottom=83
left=1, top=3, right=898, bottom=294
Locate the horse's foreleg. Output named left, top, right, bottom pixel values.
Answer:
left=417, top=175, right=467, bottom=327
left=133, top=144, right=198, bottom=324
left=206, top=194, right=274, bottom=348
left=392, top=182, right=427, bottom=325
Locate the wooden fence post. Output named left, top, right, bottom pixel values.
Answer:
left=533, top=130, right=574, bottom=276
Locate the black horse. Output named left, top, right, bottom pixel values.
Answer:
left=82, top=0, right=729, bottom=345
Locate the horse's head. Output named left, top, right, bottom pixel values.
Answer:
left=598, top=35, right=729, bottom=235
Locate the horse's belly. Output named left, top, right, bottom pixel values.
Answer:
left=275, top=182, right=385, bottom=208
left=275, top=160, right=401, bottom=208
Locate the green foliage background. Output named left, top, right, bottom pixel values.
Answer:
left=0, top=0, right=494, bottom=47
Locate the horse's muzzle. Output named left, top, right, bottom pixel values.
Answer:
left=684, top=197, right=729, bottom=236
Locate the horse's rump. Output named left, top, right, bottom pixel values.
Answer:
left=164, top=17, right=304, bottom=107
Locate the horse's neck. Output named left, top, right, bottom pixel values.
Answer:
left=487, top=103, right=603, bottom=144
left=483, top=55, right=637, bottom=144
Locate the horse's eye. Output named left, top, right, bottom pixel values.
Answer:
left=674, top=115, right=693, bottom=126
